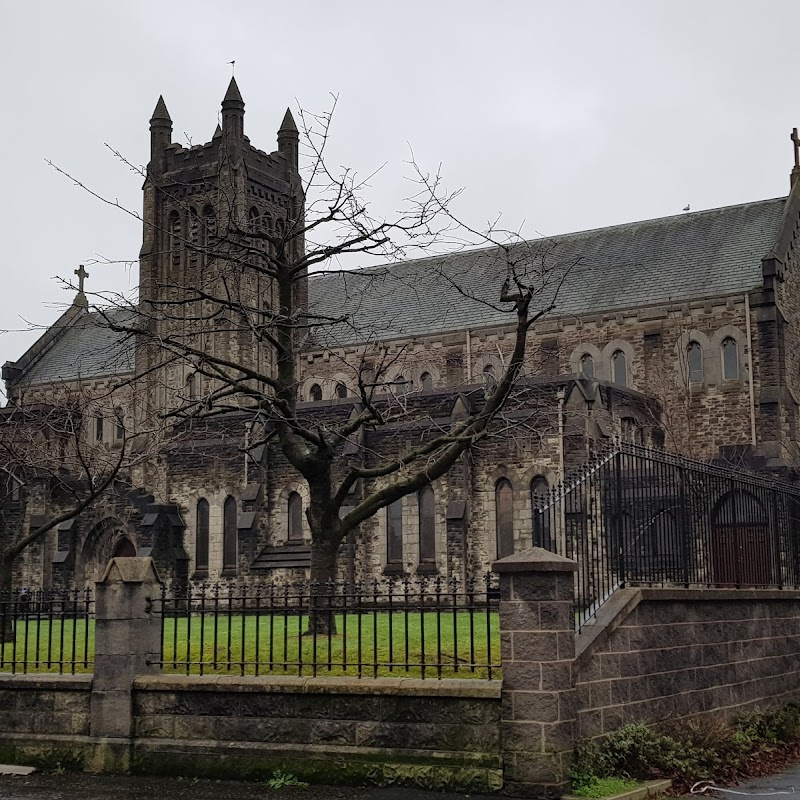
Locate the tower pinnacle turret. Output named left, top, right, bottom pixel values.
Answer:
left=221, top=77, right=245, bottom=139
left=149, top=95, right=172, bottom=164
left=278, top=107, right=299, bottom=170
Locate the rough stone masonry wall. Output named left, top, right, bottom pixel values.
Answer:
left=131, top=675, right=502, bottom=792
left=0, top=674, right=91, bottom=766
left=575, top=588, right=800, bottom=740
left=300, top=298, right=756, bottom=461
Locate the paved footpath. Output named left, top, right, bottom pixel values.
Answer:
left=0, top=771, right=499, bottom=800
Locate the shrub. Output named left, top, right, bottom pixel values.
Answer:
left=571, top=704, right=800, bottom=792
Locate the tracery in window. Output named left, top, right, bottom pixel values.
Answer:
left=335, top=382, right=348, bottom=399
left=309, top=383, right=322, bottom=402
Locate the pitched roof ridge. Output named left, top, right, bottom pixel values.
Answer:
left=7, top=304, right=90, bottom=380
left=307, top=195, right=789, bottom=284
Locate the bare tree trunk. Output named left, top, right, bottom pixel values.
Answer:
left=0, top=556, right=15, bottom=644
left=306, top=532, right=340, bottom=635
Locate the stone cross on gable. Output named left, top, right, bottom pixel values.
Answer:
left=74, top=264, right=89, bottom=294
left=792, top=128, right=800, bottom=169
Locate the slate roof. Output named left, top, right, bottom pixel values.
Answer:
left=20, top=308, right=136, bottom=386
left=307, top=197, right=787, bottom=347
left=10, top=197, right=788, bottom=384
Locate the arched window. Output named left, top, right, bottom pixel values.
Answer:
left=185, top=373, right=197, bottom=400
left=687, top=341, right=703, bottom=383
left=495, top=479, right=514, bottom=559
left=483, top=364, right=497, bottom=391
left=721, top=337, right=739, bottom=380
left=531, top=476, right=549, bottom=503
left=620, top=416, right=640, bottom=444
left=195, top=498, right=209, bottom=573
left=262, top=213, right=274, bottom=256
left=248, top=206, right=260, bottom=232
left=335, top=382, right=348, bottom=399
left=418, top=485, right=436, bottom=563
left=288, top=492, right=303, bottom=541
left=223, top=496, right=237, bottom=572
left=531, top=476, right=551, bottom=549
left=394, top=376, right=408, bottom=395
left=580, top=353, right=594, bottom=380
left=309, top=383, right=322, bottom=402
left=188, top=207, right=199, bottom=272
left=420, top=372, right=433, bottom=391
left=114, top=407, right=125, bottom=441
left=387, top=498, right=403, bottom=565
left=201, top=206, right=216, bottom=268
left=168, top=211, right=181, bottom=272
left=611, top=350, right=627, bottom=387
left=95, top=415, right=104, bottom=442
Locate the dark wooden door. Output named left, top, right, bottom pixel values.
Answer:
left=712, top=525, right=772, bottom=586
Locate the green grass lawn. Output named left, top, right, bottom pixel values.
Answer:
left=0, top=610, right=501, bottom=679
left=0, top=618, right=95, bottom=674
left=162, top=609, right=500, bottom=679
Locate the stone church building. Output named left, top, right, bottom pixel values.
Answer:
left=3, top=80, right=800, bottom=589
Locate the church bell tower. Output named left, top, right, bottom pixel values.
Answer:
left=136, top=79, right=305, bottom=416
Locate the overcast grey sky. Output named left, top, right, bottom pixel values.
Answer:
left=3, top=0, right=800, bottom=371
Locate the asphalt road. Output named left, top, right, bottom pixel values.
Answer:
left=0, top=772, right=498, bottom=800
left=690, top=760, right=800, bottom=798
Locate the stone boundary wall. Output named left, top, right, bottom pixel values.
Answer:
left=575, top=588, right=800, bottom=740
left=3, top=557, right=800, bottom=797
left=0, top=674, right=92, bottom=767
left=131, top=674, right=501, bottom=792
left=0, top=670, right=501, bottom=794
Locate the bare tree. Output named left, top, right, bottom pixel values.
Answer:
left=0, top=388, right=146, bottom=593
left=52, top=93, right=575, bottom=599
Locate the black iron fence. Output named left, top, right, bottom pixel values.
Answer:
left=149, top=575, right=500, bottom=680
left=0, top=588, right=94, bottom=674
left=534, top=442, right=800, bottom=629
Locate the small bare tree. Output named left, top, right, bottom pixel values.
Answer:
left=0, top=388, right=148, bottom=593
